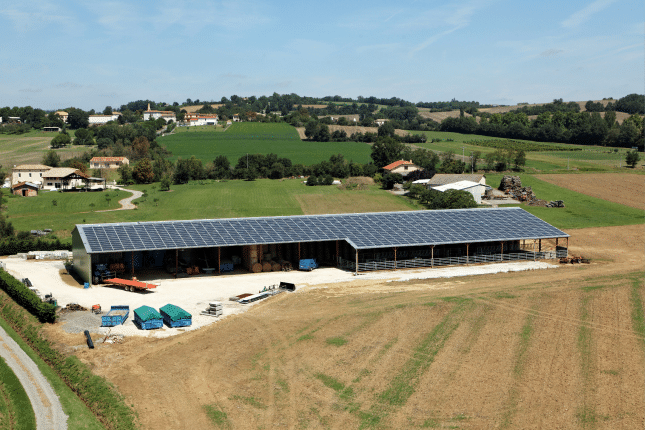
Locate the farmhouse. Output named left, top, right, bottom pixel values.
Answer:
left=90, top=157, right=129, bottom=169
left=382, top=160, right=421, bottom=177
left=11, top=164, right=51, bottom=186
left=11, top=182, right=39, bottom=197
left=89, top=113, right=121, bottom=125
left=41, top=168, right=96, bottom=191
left=54, top=111, right=69, bottom=123
left=187, top=115, right=218, bottom=126
left=431, top=180, right=486, bottom=204
left=72, top=208, right=569, bottom=286
left=143, top=104, right=176, bottom=123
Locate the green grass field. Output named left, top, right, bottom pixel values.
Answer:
left=0, top=130, right=92, bottom=167
left=0, top=356, right=36, bottom=430
left=484, top=174, right=644, bottom=229
left=4, top=179, right=415, bottom=237
left=159, top=122, right=373, bottom=165
left=410, top=131, right=630, bottom=172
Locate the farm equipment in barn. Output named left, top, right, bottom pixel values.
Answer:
left=298, top=259, right=318, bottom=271
left=93, top=264, right=115, bottom=284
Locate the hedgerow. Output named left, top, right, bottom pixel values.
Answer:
left=0, top=270, right=55, bottom=323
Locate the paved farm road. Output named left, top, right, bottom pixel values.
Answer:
left=0, top=326, right=68, bottom=429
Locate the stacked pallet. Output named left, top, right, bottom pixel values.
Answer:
left=201, top=301, right=223, bottom=317
left=109, top=262, right=125, bottom=272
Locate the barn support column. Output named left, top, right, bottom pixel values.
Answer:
left=533, top=240, right=536, bottom=261
left=431, top=245, right=434, bottom=268
left=539, top=239, right=542, bottom=252
left=466, top=243, right=470, bottom=265
left=336, top=240, right=339, bottom=267
left=394, top=247, right=397, bottom=270
left=131, top=252, right=134, bottom=279
left=298, top=242, right=301, bottom=261
left=175, top=249, right=178, bottom=279
left=218, top=247, right=221, bottom=274
left=500, top=241, right=504, bottom=262
left=355, top=249, right=358, bottom=275
left=566, top=237, right=569, bottom=256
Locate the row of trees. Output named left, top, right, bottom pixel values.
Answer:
left=440, top=111, right=644, bottom=148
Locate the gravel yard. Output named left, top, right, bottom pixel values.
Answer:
left=2, top=257, right=558, bottom=339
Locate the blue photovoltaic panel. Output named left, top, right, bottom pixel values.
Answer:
left=74, top=207, right=568, bottom=254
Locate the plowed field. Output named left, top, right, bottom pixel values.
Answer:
left=536, top=173, right=645, bottom=210
left=66, top=223, right=644, bottom=429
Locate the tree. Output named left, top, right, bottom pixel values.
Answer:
left=66, top=108, right=89, bottom=129
left=133, top=158, right=155, bottom=183
left=618, top=121, right=640, bottom=148
left=160, top=175, right=171, bottom=191
left=307, top=175, right=318, bottom=186
left=441, top=189, right=477, bottom=209
left=377, top=122, right=396, bottom=138
left=381, top=173, right=403, bottom=190
left=132, top=136, right=150, bottom=159
left=50, top=133, right=71, bottom=148
left=42, top=150, right=61, bottom=167
left=370, top=137, right=404, bottom=168
left=96, top=137, right=112, bottom=150
left=513, top=150, right=526, bottom=170
left=625, top=150, right=641, bottom=168
left=73, top=128, right=94, bottom=145
left=471, top=150, right=481, bottom=172
left=103, top=106, right=113, bottom=115
left=118, top=164, right=133, bottom=184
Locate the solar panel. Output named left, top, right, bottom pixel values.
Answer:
left=74, top=207, right=569, bottom=254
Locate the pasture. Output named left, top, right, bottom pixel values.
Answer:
left=0, top=356, right=35, bottom=429
left=159, top=122, right=373, bottom=165
left=410, top=131, right=634, bottom=172
left=3, top=179, right=416, bottom=237
left=0, top=130, right=94, bottom=167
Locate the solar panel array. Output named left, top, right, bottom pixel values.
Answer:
left=75, top=207, right=568, bottom=254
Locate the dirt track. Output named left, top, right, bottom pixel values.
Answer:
left=57, top=223, right=644, bottom=429
left=536, top=173, right=645, bottom=210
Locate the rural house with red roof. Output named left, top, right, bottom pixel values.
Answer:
left=382, top=160, right=421, bottom=177
left=90, top=157, right=129, bottom=169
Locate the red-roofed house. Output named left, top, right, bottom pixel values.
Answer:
left=187, top=115, right=218, bottom=126
left=382, top=160, right=421, bottom=177
left=90, top=157, right=129, bottom=169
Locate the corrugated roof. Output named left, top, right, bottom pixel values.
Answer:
left=11, top=182, right=39, bottom=189
left=428, top=174, right=485, bottom=186
left=134, top=306, right=162, bottom=322
left=74, top=208, right=569, bottom=254
left=432, top=181, right=483, bottom=192
left=160, top=304, right=191, bottom=321
left=90, top=157, right=128, bottom=162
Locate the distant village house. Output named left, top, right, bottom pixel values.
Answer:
left=143, top=103, right=176, bottom=123
left=90, top=157, right=129, bottom=169
left=382, top=160, right=421, bottom=177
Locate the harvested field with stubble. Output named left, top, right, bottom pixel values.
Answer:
left=74, top=224, right=644, bottom=430
left=536, top=173, right=645, bottom=211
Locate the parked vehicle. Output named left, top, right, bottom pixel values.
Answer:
left=299, top=259, right=318, bottom=271
left=101, top=305, right=129, bottom=327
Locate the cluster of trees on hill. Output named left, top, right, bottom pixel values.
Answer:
left=441, top=110, right=644, bottom=148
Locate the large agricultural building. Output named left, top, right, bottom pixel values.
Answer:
left=72, top=208, right=569, bottom=285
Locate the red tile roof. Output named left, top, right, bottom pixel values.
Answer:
left=90, top=157, right=128, bottom=163
left=382, top=160, right=415, bottom=171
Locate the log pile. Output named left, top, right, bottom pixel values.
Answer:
left=109, top=263, right=125, bottom=272
left=498, top=176, right=538, bottom=203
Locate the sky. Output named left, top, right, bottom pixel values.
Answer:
left=1, top=0, right=643, bottom=111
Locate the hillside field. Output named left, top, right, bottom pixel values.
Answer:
left=3, top=178, right=417, bottom=237
left=159, top=123, right=373, bottom=165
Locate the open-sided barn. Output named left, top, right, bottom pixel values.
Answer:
left=71, top=208, right=569, bottom=285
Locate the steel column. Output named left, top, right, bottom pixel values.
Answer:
left=355, top=249, right=358, bottom=275
left=175, top=249, right=178, bottom=279
left=131, top=252, right=134, bottom=279
left=466, top=243, right=469, bottom=265
left=500, top=241, right=504, bottom=262
left=431, top=245, right=434, bottom=268
left=218, top=247, right=221, bottom=274
left=394, top=247, right=397, bottom=270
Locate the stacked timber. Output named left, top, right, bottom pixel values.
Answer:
left=201, top=301, right=223, bottom=317
left=271, top=261, right=281, bottom=271
left=498, top=175, right=538, bottom=203
left=262, top=261, right=272, bottom=272
left=109, top=262, right=125, bottom=273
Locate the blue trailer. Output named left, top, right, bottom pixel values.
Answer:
left=299, top=259, right=318, bottom=271
left=133, top=306, right=164, bottom=330
left=101, top=305, right=129, bottom=327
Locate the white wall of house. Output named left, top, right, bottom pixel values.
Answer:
left=390, top=164, right=421, bottom=176
left=89, top=114, right=120, bottom=125
left=11, top=169, right=48, bottom=186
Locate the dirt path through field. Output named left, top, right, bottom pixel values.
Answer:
left=536, top=173, right=645, bottom=210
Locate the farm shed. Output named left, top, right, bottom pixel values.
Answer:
left=431, top=180, right=486, bottom=204
left=71, top=207, right=569, bottom=285
left=11, top=182, right=38, bottom=197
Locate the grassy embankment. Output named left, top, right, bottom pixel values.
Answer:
left=158, top=122, right=373, bottom=165
left=0, top=356, right=36, bottom=429
left=0, top=317, right=104, bottom=429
